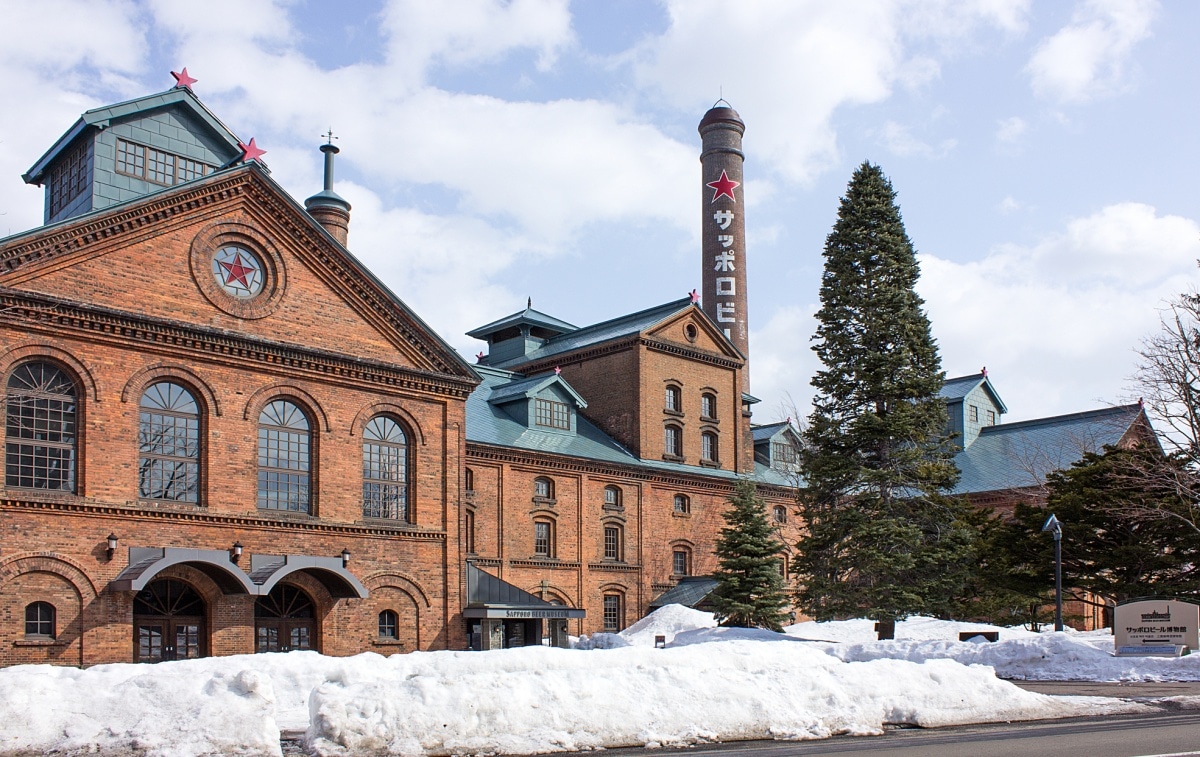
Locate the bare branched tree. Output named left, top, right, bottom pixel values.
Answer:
left=1134, top=291, right=1200, bottom=458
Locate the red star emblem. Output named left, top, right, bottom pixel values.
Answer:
left=171, top=68, right=198, bottom=90
left=706, top=169, right=740, bottom=203
left=218, top=251, right=255, bottom=289
left=238, top=138, right=266, bottom=163
left=689, top=289, right=700, bottom=303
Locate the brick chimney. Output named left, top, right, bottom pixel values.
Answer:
left=698, top=103, right=748, bottom=369
left=305, top=142, right=351, bottom=246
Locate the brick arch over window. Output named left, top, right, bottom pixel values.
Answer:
left=0, top=554, right=99, bottom=603
left=521, top=583, right=579, bottom=607
left=350, top=402, right=426, bottom=446
left=362, top=571, right=432, bottom=609
left=0, top=343, right=99, bottom=402
left=120, top=364, right=221, bottom=417
left=242, top=383, right=330, bottom=432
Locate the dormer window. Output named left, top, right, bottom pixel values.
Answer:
left=772, top=441, right=798, bottom=469
left=969, top=405, right=979, bottom=423
left=534, top=398, right=570, bottom=429
left=48, top=141, right=90, bottom=218
left=116, top=138, right=214, bottom=187
left=986, top=409, right=996, bottom=426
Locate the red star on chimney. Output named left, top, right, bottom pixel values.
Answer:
left=238, top=138, right=266, bottom=163
left=171, top=68, right=198, bottom=90
left=706, top=169, right=739, bottom=203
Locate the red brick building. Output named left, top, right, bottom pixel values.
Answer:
left=0, top=84, right=802, bottom=664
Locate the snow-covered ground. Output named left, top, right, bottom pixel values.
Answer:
left=3, top=608, right=1198, bottom=757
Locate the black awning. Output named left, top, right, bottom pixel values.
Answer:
left=463, top=563, right=585, bottom=619
left=110, top=547, right=258, bottom=594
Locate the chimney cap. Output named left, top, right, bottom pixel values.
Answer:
left=699, top=101, right=744, bottom=132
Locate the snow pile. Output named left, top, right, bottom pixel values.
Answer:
left=0, top=660, right=280, bottom=756
left=304, top=640, right=1135, bottom=756
left=4, top=607, right=1197, bottom=757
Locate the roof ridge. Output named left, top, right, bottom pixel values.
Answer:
left=979, top=403, right=1141, bottom=433
left=543, top=297, right=692, bottom=344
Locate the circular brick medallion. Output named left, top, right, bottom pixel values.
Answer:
left=190, top=222, right=286, bottom=319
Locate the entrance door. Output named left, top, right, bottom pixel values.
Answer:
left=255, top=584, right=316, bottom=653
left=133, top=579, right=206, bottom=662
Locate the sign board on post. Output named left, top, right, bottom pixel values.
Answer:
left=1114, top=599, right=1199, bottom=655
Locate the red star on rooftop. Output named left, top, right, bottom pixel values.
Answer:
left=219, top=251, right=255, bottom=289
left=689, top=289, right=700, bottom=303
left=706, top=169, right=740, bottom=203
left=171, top=68, right=198, bottom=90
left=238, top=138, right=266, bottom=163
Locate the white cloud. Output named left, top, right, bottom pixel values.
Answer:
left=996, top=116, right=1027, bottom=143
left=878, top=121, right=957, bottom=158
left=998, top=195, right=1021, bottom=214
left=631, top=0, right=1030, bottom=184
left=918, top=202, right=1199, bottom=419
left=1026, top=0, right=1158, bottom=104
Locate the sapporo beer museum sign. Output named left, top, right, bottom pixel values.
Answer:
left=1114, top=599, right=1199, bottom=651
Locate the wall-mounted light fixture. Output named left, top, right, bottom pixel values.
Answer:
left=230, top=541, right=244, bottom=563
left=106, top=533, right=118, bottom=561
left=341, top=548, right=351, bottom=568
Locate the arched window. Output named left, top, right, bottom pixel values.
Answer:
left=464, top=509, right=476, bottom=554
left=138, top=382, right=200, bottom=503
left=24, top=602, right=55, bottom=638
left=378, top=609, right=399, bottom=640
left=673, top=493, right=690, bottom=514
left=464, top=467, right=475, bottom=493
left=603, top=485, right=621, bottom=509
left=604, top=524, right=623, bottom=561
left=664, top=424, right=682, bottom=457
left=672, top=546, right=692, bottom=576
left=5, top=362, right=77, bottom=491
left=362, top=415, right=409, bottom=521
left=534, top=476, right=554, bottom=500
left=700, top=393, right=716, bottom=419
left=664, top=385, right=681, bottom=413
left=534, top=518, right=555, bottom=558
left=257, top=399, right=311, bottom=513
left=773, top=505, right=788, bottom=524
left=602, top=592, right=624, bottom=632
left=701, top=431, right=718, bottom=462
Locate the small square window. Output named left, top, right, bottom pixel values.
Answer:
left=673, top=494, right=690, bottom=514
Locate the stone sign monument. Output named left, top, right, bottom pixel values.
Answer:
left=1114, top=598, right=1199, bottom=655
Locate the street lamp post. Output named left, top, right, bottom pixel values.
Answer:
left=1042, top=514, right=1063, bottom=632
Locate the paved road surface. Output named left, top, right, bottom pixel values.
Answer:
left=585, top=710, right=1200, bottom=757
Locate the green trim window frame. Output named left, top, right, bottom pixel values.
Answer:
left=115, top=138, right=214, bottom=187
left=534, top=398, right=570, bottom=429
left=49, top=140, right=90, bottom=217
left=772, top=441, right=798, bottom=468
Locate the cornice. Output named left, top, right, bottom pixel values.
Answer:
left=466, top=442, right=793, bottom=496
left=0, top=288, right=476, bottom=399
left=641, top=336, right=742, bottom=369
left=511, top=334, right=741, bottom=375
left=0, top=496, right=447, bottom=541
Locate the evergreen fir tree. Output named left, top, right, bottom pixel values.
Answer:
left=710, top=479, right=790, bottom=630
left=794, top=162, right=972, bottom=624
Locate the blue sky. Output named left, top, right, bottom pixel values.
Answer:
left=1, top=0, right=1197, bottom=427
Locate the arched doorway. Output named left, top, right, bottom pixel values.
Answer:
left=255, top=584, right=316, bottom=653
left=133, top=579, right=206, bottom=662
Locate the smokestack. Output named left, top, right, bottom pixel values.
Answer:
left=305, top=142, right=351, bottom=246
left=698, top=103, right=749, bottom=369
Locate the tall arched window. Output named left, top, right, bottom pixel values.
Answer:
left=138, top=382, right=200, bottom=503
left=378, top=609, right=399, bottom=640
left=602, top=592, right=624, bottom=632
left=604, top=524, right=623, bottom=561
left=664, top=425, right=682, bottom=457
left=700, top=392, right=717, bottom=420
left=257, top=399, right=311, bottom=513
left=362, top=415, right=409, bottom=521
left=534, top=518, right=555, bottom=558
left=672, top=546, right=692, bottom=576
left=664, top=385, right=681, bottom=413
left=701, top=431, right=718, bottom=463
left=5, top=362, right=77, bottom=491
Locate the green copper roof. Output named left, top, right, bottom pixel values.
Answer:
left=466, top=306, right=578, bottom=340
left=488, top=372, right=587, bottom=408
left=24, top=87, right=244, bottom=185
left=487, top=298, right=695, bottom=369
left=649, top=577, right=718, bottom=609
left=940, top=373, right=1009, bottom=414
left=952, top=403, right=1144, bottom=494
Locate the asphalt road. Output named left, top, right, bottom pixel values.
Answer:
left=587, top=710, right=1200, bottom=757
